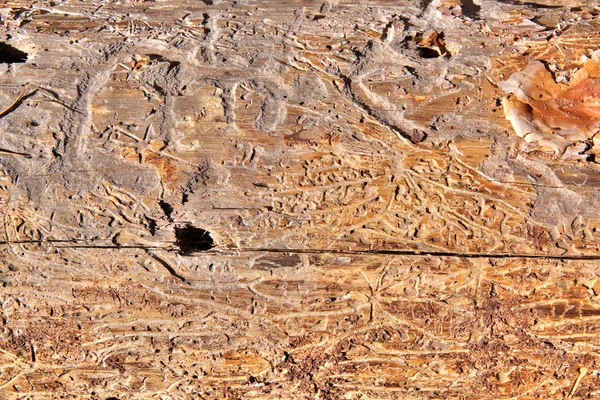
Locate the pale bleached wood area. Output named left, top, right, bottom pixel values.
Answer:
left=1, top=0, right=600, bottom=398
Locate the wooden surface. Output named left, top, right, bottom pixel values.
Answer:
left=1, top=0, right=600, bottom=398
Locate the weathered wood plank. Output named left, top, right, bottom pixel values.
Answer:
left=2, top=250, right=600, bottom=398
left=1, top=0, right=600, bottom=398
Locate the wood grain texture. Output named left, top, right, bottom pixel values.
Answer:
left=1, top=0, right=600, bottom=398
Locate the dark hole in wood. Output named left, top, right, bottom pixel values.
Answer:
left=0, top=43, right=28, bottom=63
left=418, top=47, right=443, bottom=58
left=175, top=225, right=214, bottom=254
left=159, top=200, right=174, bottom=219
left=146, top=216, right=158, bottom=235
left=461, top=0, right=481, bottom=19
left=146, top=53, right=167, bottom=61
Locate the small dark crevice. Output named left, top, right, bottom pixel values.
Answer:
left=229, top=247, right=600, bottom=261
left=0, top=43, right=28, bottom=63
left=146, top=53, right=168, bottom=62
left=30, top=342, right=36, bottom=362
left=418, top=47, right=443, bottom=58
left=145, top=216, right=158, bottom=235
left=496, top=0, right=561, bottom=9
left=145, top=250, right=189, bottom=284
left=175, top=225, right=214, bottom=255
left=159, top=200, right=174, bottom=220
left=461, top=0, right=481, bottom=19
left=166, top=60, right=181, bottom=72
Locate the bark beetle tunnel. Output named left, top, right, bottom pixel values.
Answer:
left=174, top=224, right=214, bottom=254
left=0, top=43, right=28, bottom=63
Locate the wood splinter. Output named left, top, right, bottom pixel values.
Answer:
left=0, top=89, right=33, bottom=157
left=0, top=89, right=26, bottom=118
left=567, top=367, right=588, bottom=398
